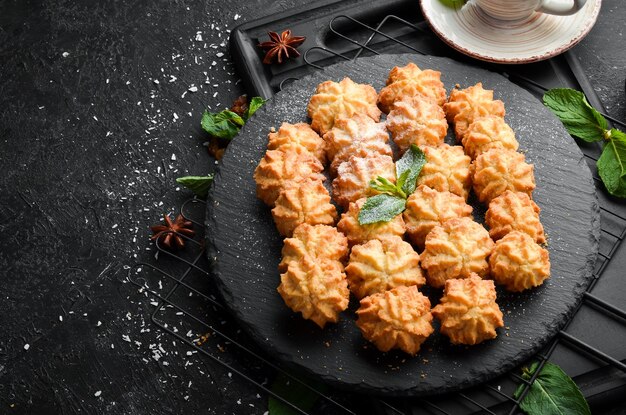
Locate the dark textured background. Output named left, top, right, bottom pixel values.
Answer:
left=0, top=0, right=624, bottom=413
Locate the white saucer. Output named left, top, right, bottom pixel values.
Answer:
left=420, top=0, right=602, bottom=64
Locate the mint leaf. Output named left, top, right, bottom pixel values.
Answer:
left=438, top=0, right=465, bottom=7
left=201, top=109, right=245, bottom=140
left=245, top=96, right=267, bottom=120
left=597, top=128, right=626, bottom=198
left=395, top=144, right=426, bottom=195
left=369, top=176, right=402, bottom=197
left=268, top=373, right=324, bottom=415
left=358, top=194, right=406, bottom=225
left=514, top=362, right=590, bottom=415
left=360, top=145, right=425, bottom=224
left=395, top=169, right=410, bottom=193
left=201, top=97, right=265, bottom=140
left=176, top=175, right=214, bottom=198
left=543, top=88, right=607, bottom=142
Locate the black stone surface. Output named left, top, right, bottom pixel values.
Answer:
left=0, top=0, right=624, bottom=412
left=206, top=54, right=600, bottom=396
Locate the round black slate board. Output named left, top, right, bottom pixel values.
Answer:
left=205, top=54, right=600, bottom=396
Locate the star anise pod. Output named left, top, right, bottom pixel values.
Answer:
left=150, top=214, right=195, bottom=250
left=258, top=30, right=306, bottom=65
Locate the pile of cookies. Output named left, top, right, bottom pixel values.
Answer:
left=253, top=62, right=550, bottom=355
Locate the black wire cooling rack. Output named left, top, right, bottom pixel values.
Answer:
left=129, top=5, right=626, bottom=414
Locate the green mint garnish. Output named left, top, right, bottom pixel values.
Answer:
left=175, top=174, right=214, bottom=198
left=543, top=88, right=626, bottom=198
left=200, top=96, right=267, bottom=140
left=358, top=145, right=426, bottom=225
left=514, top=361, right=591, bottom=415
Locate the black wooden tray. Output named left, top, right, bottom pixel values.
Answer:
left=205, top=53, right=600, bottom=396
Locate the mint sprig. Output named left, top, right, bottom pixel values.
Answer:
left=359, top=194, right=407, bottom=224
left=176, top=174, right=214, bottom=198
left=543, top=88, right=626, bottom=198
left=597, top=128, right=626, bottom=198
left=395, top=143, right=427, bottom=195
left=358, top=145, right=426, bottom=225
left=369, top=176, right=406, bottom=198
left=246, top=96, right=267, bottom=120
left=200, top=96, right=267, bottom=140
left=201, top=109, right=244, bottom=140
left=514, top=361, right=591, bottom=415
left=180, top=97, right=267, bottom=196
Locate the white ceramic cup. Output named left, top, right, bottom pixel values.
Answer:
left=474, top=0, right=588, bottom=20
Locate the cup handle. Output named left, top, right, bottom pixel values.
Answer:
left=536, top=0, right=588, bottom=15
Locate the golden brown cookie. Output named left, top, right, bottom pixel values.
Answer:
left=416, top=144, right=472, bottom=200
left=279, top=223, right=348, bottom=272
left=356, top=285, right=434, bottom=355
left=254, top=147, right=325, bottom=206
left=323, top=114, right=392, bottom=176
left=378, top=63, right=447, bottom=112
left=443, top=83, right=505, bottom=140
left=278, top=256, right=349, bottom=328
left=472, top=148, right=535, bottom=204
left=420, top=217, right=494, bottom=288
left=403, top=185, right=473, bottom=249
left=272, top=178, right=338, bottom=237
left=308, top=77, right=381, bottom=135
left=345, top=235, right=425, bottom=299
left=323, top=113, right=389, bottom=162
left=337, top=198, right=406, bottom=247
left=267, top=122, right=327, bottom=165
left=489, top=231, right=551, bottom=292
left=332, top=153, right=396, bottom=210
left=386, top=95, right=448, bottom=152
left=330, top=143, right=393, bottom=178
left=485, top=190, right=545, bottom=243
left=461, top=116, right=519, bottom=160
left=432, top=274, right=504, bottom=345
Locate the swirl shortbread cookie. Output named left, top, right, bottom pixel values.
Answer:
left=345, top=235, right=425, bottom=299
left=462, top=115, right=519, bottom=160
left=308, top=77, right=381, bottom=135
left=278, top=256, right=349, bottom=328
left=485, top=190, right=545, bottom=243
left=267, top=122, right=327, bottom=165
left=403, top=185, right=473, bottom=249
left=432, top=274, right=504, bottom=345
left=472, top=148, right=535, bottom=204
left=332, top=153, right=396, bottom=210
left=490, top=231, right=550, bottom=292
left=416, top=144, right=472, bottom=200
left=378, top=62, right=447, bottom=112
left=443, top=83, right=505, bottom=140
left=356, top=285, right=434, bottom=355
left=272, top=178, right=338, bottom=237
left=254, top=147, right=325, bottom=206
left=386, top=95, right=448, bottom=152
left=279, top=223, right=348, bottom=272
left=420, top=217, right=494, bottom=288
